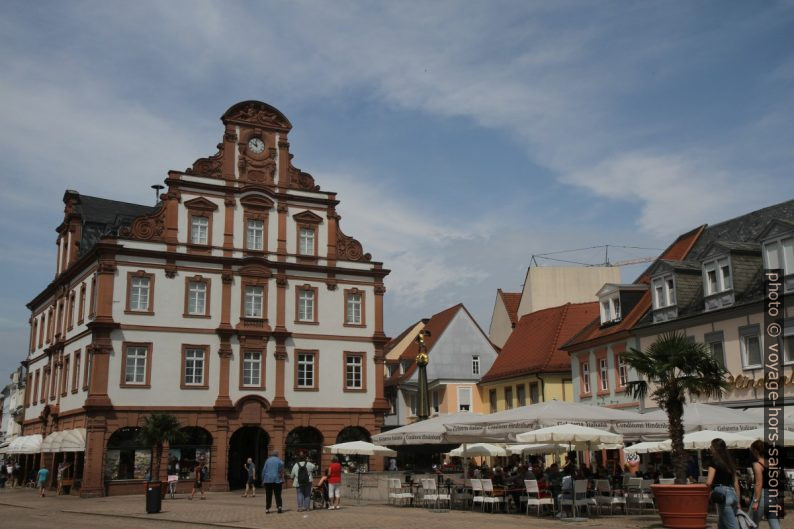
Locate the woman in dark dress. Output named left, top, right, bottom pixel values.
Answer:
left=749, top=440, right=781, bottom=529
left=705, top=438, right=740, bottom=529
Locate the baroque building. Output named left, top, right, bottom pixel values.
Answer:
left=20, top=101, right=390, bottom=496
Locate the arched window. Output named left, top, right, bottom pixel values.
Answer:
left=105, top=427, right=150, bottom=481
left=169, top=427, right=213, bottom=480
left=285, top=426, right=323, bottom=473
left=335, top=426, right=372, bottom=472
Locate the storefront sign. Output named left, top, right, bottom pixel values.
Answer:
left=726, top=371, right=794, bottom=391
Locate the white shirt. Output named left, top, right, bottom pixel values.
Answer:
left=290, top=461, right=316, bottom=488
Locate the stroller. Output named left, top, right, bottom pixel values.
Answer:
left=312, top=479, right=330, bottom=510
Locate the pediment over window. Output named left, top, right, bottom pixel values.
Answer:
left=646, top=259, right=701, bottom=278
left=758, top=218, right=794, bottom=241
left=240, top=194, right=275, bottom=211
left=292, top=210, right=324, bottom=224
left=699, top=241, right=759, bottom=261
left=184, top=197, right=219, bottom=211
left=239, top=264, right=271, bottom=278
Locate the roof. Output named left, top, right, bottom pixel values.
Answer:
left=68, top=193, right=156, bottom=257
left=563, top=225, right=705, bottom=351
left=498, top=290, right=522, bottom=325
left=480, top=301, right=599, bottom=383
left=384, top=304, right=463, bottom=387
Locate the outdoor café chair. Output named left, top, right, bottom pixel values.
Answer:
left=658, top=478, right=675, bottom=485
left=594, top=479, right=626, bottom=515
left=559, top=479, right=594, bottom=519
left=388, top=478, right=413, bottom=507
left=480, top=479, right=505, bottom=513
left=470, top=478, right=484, bottom=510
left=421, top=478, right=451, bottom=509
left=525, top=479, right=553, bottom=516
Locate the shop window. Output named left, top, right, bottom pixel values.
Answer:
left=105, top=427, right=151, bottom=481
left=168, top=427, right=212, bottom=480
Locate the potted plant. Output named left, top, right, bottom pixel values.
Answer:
left=624, top=331, right=729, bottom=529
left=137, top=413, right=183, bottom=513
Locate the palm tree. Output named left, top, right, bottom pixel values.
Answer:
left=137, top=413, right=183, bottom=482
left=623, top=331, right=728, bottom=484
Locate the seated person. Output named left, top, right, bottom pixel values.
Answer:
left=492, top=466, right=506, bottom=486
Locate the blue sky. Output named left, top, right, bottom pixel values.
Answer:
left=1, top=1, right=792, bottom=381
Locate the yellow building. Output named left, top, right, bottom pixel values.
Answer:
left=478, top=302, right=599, bottom=412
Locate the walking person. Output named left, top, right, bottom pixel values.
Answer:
left=242, top=457, right=256, bottom=498
left=290, top=452, right=316, bottom=512
left=36, top=465, right=49, bottom=497
left=261, top=450, right=284, bottom=514
left=5, top=461, right=13, bottom=488
left=56, top=461, right=70, bottom=495
left=749, top=440, right=781, bottom=529
left=190, top=460, right=207, bottom=500
left=706, top=438, right=740, bottom=529
left=327, top=456, right=343, bottom=510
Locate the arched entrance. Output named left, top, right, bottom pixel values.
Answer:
left=227, top=427, right=269, bottom=490
left=284, top=426, right=323, bottom=471
left=335, top=426, right=372, bottom=471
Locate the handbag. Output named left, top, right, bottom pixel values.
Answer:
left=736, top=509, right=757, bottom=529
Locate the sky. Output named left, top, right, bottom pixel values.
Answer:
left=0, top=1, right=792, bottom=382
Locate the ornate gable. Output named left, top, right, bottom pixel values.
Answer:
left=185, top=143, right=225, bottom=179
left=222, top=100, right=292, bottom=131
left=119, top=203, right=167, bottom=242
left=337, top=222, right=371, bottom=262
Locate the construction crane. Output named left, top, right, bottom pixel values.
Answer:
left=529, top=244, right=661, bottom=268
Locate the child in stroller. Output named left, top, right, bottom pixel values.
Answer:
left=312, top=474, right=330, bottom=510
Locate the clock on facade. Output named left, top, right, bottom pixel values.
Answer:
left=247, top=137, right=265, bottom=154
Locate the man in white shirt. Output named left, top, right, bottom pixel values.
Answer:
left=290, top=452, right=316, bottom=512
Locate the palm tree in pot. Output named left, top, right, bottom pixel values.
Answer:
left=623, top=331, right=729, bottom=529
left=138, top=413, right=183, bottom=482
left=624, top=331, right=728, bottom=482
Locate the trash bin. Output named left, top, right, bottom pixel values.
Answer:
left=146, top=481, right=162, bottom=513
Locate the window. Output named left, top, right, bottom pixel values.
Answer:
left=457, top=386, right=471, bottom=411
left=740, top=330, right=762, bottom=368
left=401, top=360, right=411, bottom=374
left=241, top=351, right=263, bottom=388
left=89, top=275, right=97, bottom=319
left=784, top=334, right=794, bottom=364
left=581, top=361, right=591, bottom=394
left=471, top=355, right=481, bottom=376
left=600, top=295, right=622, bottom=324
left=613, top=297, right=621, bottom=319
left=32, top=369, right=39, bottom=403
left=296, top=286, right=317, bottom=323
left=30, top=320, right=37, bottom=353
left=344, top=352, right=365, bottom=391
left=83, top=349, right=92, bottom=391
left=38, top=313, right=45, bottom=348
left=105, top=427, right=150, bottom=481
left=185, top=277, right=210, bottom=317
left=763, top=236, right=794, bottom=277
left=602, top=300, right=611, bottom=322
left=61, top=355, right=70, bottom=397
left=529, top=382, right=539, bottom=404
left=296, top=351, right=317, bottom=390
left=704, top=331, right=726, bottom=369
left=704, top=257, right=732, bottom=295
left=432, top=390, right=439, bottom=413
left=67, top=292, right=75, bottom=330
left=616, top=355, right=629, bottom=388
left=489, top=389, right=497, bottom=413
left=246, top=219, right=264, bottom=251
left=78, top=284, right=86, bottom=323
left=72, top=350, right=81, bottom=393
left=126, top=271, right=154, bottom=314
left=121, top=343, right=151, bottom=387
left=652, top=274, right=676, bottom=309
left=517, top=385, right=526, bottom=407
left=599, top=358, right=609, bottom=392
left=182, top=346, right=207, bottom=388
left=504, top=386, right=513, bottom=410
left=298, top=227, right=315, bottom=256
left=244, top=286, right=264, bottom=318
left=190, top=215, right=209, bottom=245
left=344, top=289, right=364, bottom=326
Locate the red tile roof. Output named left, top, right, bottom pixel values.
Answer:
left=479, top=302, right=599, bottom=383
left=385, top=304, right=463, bottom=387
left=498, top=289, right=522, bottom=325
left=562, top=225, right=705, bottom=351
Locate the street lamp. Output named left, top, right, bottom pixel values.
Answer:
left=415, top=327, right=431, bottom=421
left=151, top=184, right=164, bottom=205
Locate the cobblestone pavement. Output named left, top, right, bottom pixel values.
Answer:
left=1, top=487, right=791, bottom=529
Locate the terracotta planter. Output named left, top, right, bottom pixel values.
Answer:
left=651, top=484, right=710, bottom=529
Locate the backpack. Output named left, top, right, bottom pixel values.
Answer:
left=297, top=462, right=310, bottom=487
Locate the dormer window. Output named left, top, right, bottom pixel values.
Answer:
left=763, top=235, right=793, bottom=286
left=600, top=295, right=621, bottom=324
left=652, top=274, right=676, bottom=309
left=703, top=257, right=732, bottom=295
left=401, top=360, right=411, bottom=374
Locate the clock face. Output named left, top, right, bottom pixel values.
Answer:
left=248, top=137, right=265, bottom=154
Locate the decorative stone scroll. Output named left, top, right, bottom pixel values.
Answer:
left=119, top=203, right=166, bottom=242
left=222, top=101, right=292, bottom=131
left=337, top=225, right=371, bottom=262
left=185, top=144, right=224, bottom=179
left=287, top=154, right=319, bottom=191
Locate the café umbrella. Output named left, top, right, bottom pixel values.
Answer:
left=323, top=441, right=397, bottom=503
left=448, top=443, right=507, bottom=457
left=737, top=428, right=794, bottom=447
left=658, top=430, right=754, bottom=451
left=516, top=424, right=622, bottom=445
